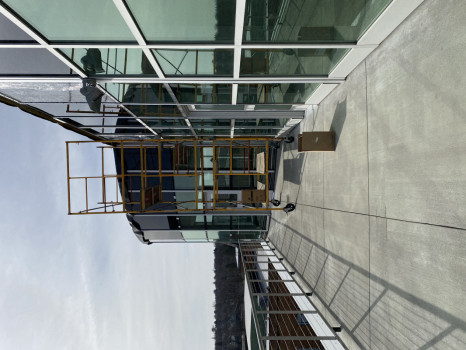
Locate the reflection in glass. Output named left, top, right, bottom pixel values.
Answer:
left=183, top=231, right=207, bottom=241
left=79, top=78, right=104, bottom=113
left=235, top=129, right=279, bottom=135
left=126, top=0, right=235, bottom=42
left=0, top=13, right=34, bottom=41
left=194, top=129, right=231, bottom=136
left=0, top=82, right=87, bottom=103
left=234, top=118, right=289, bottom=127
left=155, top=128, right=192, bottom=136
left=254, top=105, right=293, bottom=110
left=240, top=49, right=349, bottom=76
left=238, top=84, right=319, bottom=104
left=153, top=49, right=233, bottom=76
left=195, top=105, right=245, bottom=110
left=190, top=120, right=231, bottom=128
left=0, top=49, right=73, bottom=75
left=243, top=0, right=392, bottom=42
left=3, top=0, right=135, bottom=41
left=61, top=48, right=153, bottom=76
left=179, top=215, right=267, bottom=230
left=105, top=83, right=174, bottom=105
left=170, top=84, right=232, bottom=104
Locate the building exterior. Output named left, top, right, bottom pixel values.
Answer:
left=1, top=1, right=435, bottom=349
left=0, top=0, right=425, bottom=246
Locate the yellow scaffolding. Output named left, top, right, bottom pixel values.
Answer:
left=66, top=138, right=283, bottom=215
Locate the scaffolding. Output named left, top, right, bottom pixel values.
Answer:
left=66, top=138, right=294, bottom=215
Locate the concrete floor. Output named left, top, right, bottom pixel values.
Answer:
left=268, top=0, right=466, bottom=349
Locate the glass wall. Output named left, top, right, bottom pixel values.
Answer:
left=153, top=49, right=234, bottom=76
left=3, top=0, right=136, bottom=41
left=243, top=0, right=392, bottom=42
left=240, top=49, right=349, bottom=76
left=237, top=83, right=319, bottom=104
left=126, top=0, right=235, bottom=42
left=61, top=48, right=150, bottom=75
left=179, top=215, right=267, bottom=231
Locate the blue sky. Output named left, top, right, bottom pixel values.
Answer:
left=0, top=103, right=215, bottom=350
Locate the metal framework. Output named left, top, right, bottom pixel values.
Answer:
left=0, top=0, right=426, bottom=141
left=240, top=241, right=346, bottom=350
left=66, top=138, right=284, bottom=215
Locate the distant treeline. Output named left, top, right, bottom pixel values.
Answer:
left=212, top=244, right=244, bottom=350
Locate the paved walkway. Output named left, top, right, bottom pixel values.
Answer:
left=268, top=0, right=466, bottom=349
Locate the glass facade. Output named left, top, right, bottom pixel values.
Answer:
left=243, top=0, right=392, bottom=42
left=0, top=0, right=401, bottom=244
left=153, top=49, right=234, bottom=76
left=126, top=0, right=235, bottom=42
left=240, top=49, right=349, bottom=76
left=61, top=48, right=148, bottom=75
left=237, top=84, right=319, bottom=104
left=171, top=84, right=232, bottom=104
left=3, top=0, right=136, bottom=41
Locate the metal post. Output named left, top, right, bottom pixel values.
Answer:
left=140, top=141, right=145, bottom=211
left=120, top=140, right=126, bottom=212
left=194, top=140, right=198, bottom=209
left=66, top=142, right=71, bottom=214
left=265, top=139, right=269, bottom=207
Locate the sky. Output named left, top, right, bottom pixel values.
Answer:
left=0, top=103, right=215, bottom=350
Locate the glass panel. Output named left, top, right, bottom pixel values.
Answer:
left=240, top=49, right=349, bottom=76
left=61, top=48, right=149, bottom=75
left=237, top=84, right=319, bottom=104
left=123, top=104, right=182, bottom=117
left=254, top=105, right=293, bottom=110
left=195, top=105, right=245, bottom=110
left=106, top=83, right=175, bottom=104
left=0, top=48, right=73, bottom=74
left=156, top=128, right=192, bottom=135
left=4, top=0, right=135, bottom=41
left=235, top=118, right=289, bottom=127
left=235, top=129, right=279, bottom=135
left=194, top=128, right=230, bottom=135
left=182, top=231, right=207, bottom=242
left=179, top=215, right=267, bottom=230
left=170, top=84, right=232, bottom=104
left=23, top=103, right=96, bottom=119
left=190, top=120, right=231, bottom=128
left=140, top=118, right=186, bottom=128
left=243, top=0, right=393, bottom=42
left=126, top=0, right=235, bottom=42
left=215, top=147, right=268, bottom=171
left=207, top=231, right=228, bottom=242
left=0, top=13, right=35, bottom=41
left=153, top=49, right=233, bottom=76
left=216, top=175, right=258, bottom=190
left=207, top=231, right=262, bottom=242
left=0, top=82, right=105, bottom=103
left=179, top=216, right=206, bottom=230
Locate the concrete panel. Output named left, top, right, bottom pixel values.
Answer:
left=366, top=0, right=466, bottom=228
left=321, top=63, right=369, bottom=214
left=324, top=210, right=369, bottom=268
left=299, top=106, right=325, bottom=208
left=323, top=210, right=370, bottom=349
left=369, top=216, right=466, bottom=349
left=292, top=237, right=313, bottom=275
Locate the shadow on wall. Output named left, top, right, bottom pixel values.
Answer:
left=329, top=98, right=347, bottom=149
left=268, top=219, right=466, bottom=350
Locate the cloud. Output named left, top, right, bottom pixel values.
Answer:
left=0, top=104, right=215, bottom=350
